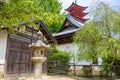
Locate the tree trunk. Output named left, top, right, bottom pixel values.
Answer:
left=111, top=46, right=117, bottom=65
left=111, top=57, right=115, bottom=65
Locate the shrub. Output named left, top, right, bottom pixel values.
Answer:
left=101, top=57, right=120, bottom=77
left=47, top=46, right=71, bottom=74
left=83, top=65, right=91, bottom=77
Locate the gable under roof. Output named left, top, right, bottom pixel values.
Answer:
left=35, top=20, right=57, bottom=44
left=57, top=14, right=83, bottom=33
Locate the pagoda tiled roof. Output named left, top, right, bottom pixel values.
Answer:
left=56, top=14, right=83, bottom=33
left=71, top=14, right=88, bottom=23
left=70, top=10, right=88, bottom=18
left=66, top=14, right=83, bottom=27
left=65, top=3, right=88, bottom=23
left=65, top=3, right=87, bottom=13
left=53, top=28, right=79, bottom=37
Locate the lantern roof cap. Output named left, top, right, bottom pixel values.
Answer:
left=29, top=40, right=49, bottom=49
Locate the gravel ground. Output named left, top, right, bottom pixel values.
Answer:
left=25, top=75, right=91, bottom=80
left=0, top=72, right=92, bottom=80
left=1, top=75, right=120, bottom=80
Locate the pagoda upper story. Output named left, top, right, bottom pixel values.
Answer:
left=65, top=3, right=88, bottom=23
left=66, top=3, right=87, bottom=12
left=53, top=3, right=88, bottom=44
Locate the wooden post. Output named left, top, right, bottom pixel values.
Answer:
left=73, top=59, right=76, bottom=76
left=110, top=65, right=112, bottom=78
left=90, top=64, right=92, bottom=78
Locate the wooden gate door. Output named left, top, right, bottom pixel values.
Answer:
left=6, top=34, right=33, bottom=74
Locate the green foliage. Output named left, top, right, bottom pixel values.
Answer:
left=0, top=0, right=65, bottom=33
left=37, top=0, right=62, bottom=14
left=74, top=0, right=120, bottom=62
left=41, top=12, right=65, bottom=33
left=99, top=38, right=120, bottom=76
left=47, top=46, right=70, bottom=73
left=48, top=46, right=70, bottom=64
left=83, top=66, right=91, bottom=77
left=100, top=65, right=111, bottom=77
left=100, top=38, right=120, bottom=59
left=74, top=0, right=120, bottom=76
left=74, top=22, right=102, bottom=61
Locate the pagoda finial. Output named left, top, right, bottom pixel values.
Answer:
left=75, top=0, right=77, bottom=4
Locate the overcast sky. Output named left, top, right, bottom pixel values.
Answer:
left=59, top=0, right=120, bottom=13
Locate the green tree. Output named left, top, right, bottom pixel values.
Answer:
left=0, top=0, right=64, bottom=33
left=73, top=0, right=120, bottom=65
left=74, top=22, right=102, bottom=62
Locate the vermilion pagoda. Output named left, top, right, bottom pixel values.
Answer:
left=66, top=3, right=88, bottom=23
left=53, top=3, right=88, bottom=44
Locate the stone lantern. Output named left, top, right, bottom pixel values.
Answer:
left=29, top=31, right=49, bottom=80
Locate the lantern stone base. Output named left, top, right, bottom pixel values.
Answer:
left=32, top=57, right=46, bottom=80
left=34, top=62, right=42, bottom=80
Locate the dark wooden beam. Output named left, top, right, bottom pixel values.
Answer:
left=54, top=33, right=74, bottom=39
left=16, top=32, right=36, bottom=40
left=56, top=35, right=73, bottom=44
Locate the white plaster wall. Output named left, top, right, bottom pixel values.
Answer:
left=56, top=43, right=78, bottom=52
left=98, top=57, right=102, bottom=65
left=56, top=43, right=93, bottom=65
left=56, top=43, right=103, bottom=65
left=0, top=31, right=8, bottom=64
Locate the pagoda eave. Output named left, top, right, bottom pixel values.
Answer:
left=70, top=10, right=88, bottom=18
left=65, top=3, right=88, bottom=13
left=71, top=15, right=88, bottom=23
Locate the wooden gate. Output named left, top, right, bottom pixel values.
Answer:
left=6, top=34, right=33, bottom=74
